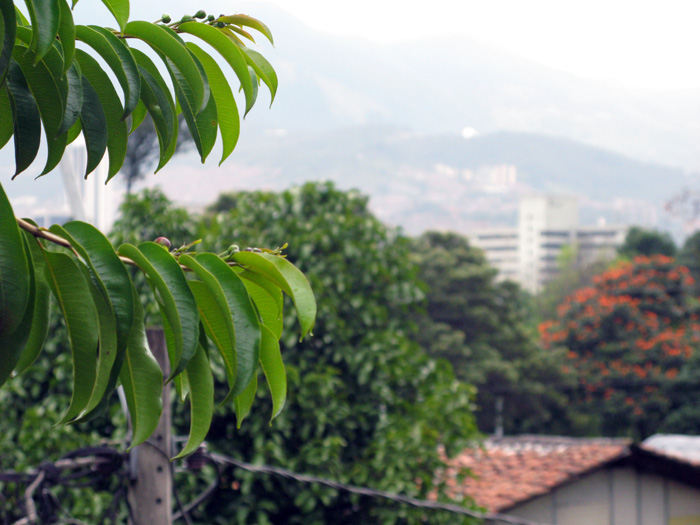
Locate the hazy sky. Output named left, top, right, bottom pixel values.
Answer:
left=244, top=0, right=700, bottom=91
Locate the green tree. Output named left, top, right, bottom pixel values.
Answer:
left=409, top=232, right=570, bottom=436
left=618, top=226, right=677, bottom=258
left=192, top=183, right=477, bottom=524
left=677, top=230, right=700, bottom=285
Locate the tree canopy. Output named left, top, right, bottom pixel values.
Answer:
left=541, top=255, right=700, bottom=437
left=409, top=231, right=570, bottom=435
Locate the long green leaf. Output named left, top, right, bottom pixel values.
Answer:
left=13, top=227, right=50, bottom=375
left=187, top=42, right=240, bottom=165
left=173, top=344, right=213, bottom=459
left=73, top=264, right=118, bottom=420
left=118, top=242, right=199, bottom=381
left=43, top=250, right=98, bottom=423
left=79, top=73, right=108, bottom=178
left=237, top=268, right=283, bottom=315
left=181, top=256, right=237, bottom=400
left=129, top=99, right=147, bottom=134
left=76, top=25, right=140, bottom=119
left=167, top=54, right=217, bottom=163
left=75, top=49, right=128, bottom=181
left=131, top=49, right=176, bottom=167
left=124, top=21, right=205, bottom=112
left=12, top=45, right=65, bottom=137
left=259, top=324, right=285, bottom=421
left=238, top=271, right=283, bottom=339
left=178, top=22, right=255, bottom=116
left=100, top=0, right=128, bottom=33
left=0, top=182, right=30, bottom=337
left=0, top=86, right=12, bottom=149
left=56, top=0, right=74, bottom=76
left=51, top=221, right=133, bottom=353
left=0, top=231, right=34, bottom=387
left=120, top=285, right=163, bottom=448
left=6, top=61, right=41, bottom=177
left=218, top=14, right=274, bottom=45
left=193, top=253, right=260, bottom=399
left=231, top=252, right=316, bottom=339
left=59, top=62, right=82, bottom=135
left=25, top=0, right=60, bottom=63
left=0, top=0, right=16, bottom=85
left=234, top=371, right=257, bottom=428
left=242, top=47, right=277, bottom=105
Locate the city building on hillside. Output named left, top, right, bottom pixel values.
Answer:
left=470, top=195, right=627, bottom=294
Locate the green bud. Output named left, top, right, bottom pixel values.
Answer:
left=161, top=14, right=171, bottom=23
left=154, top=237, right=172, bottom=249
left=207, top=14, right=215, bottom=21
left=195, top=10, right=206, bottom=19
left=215, top=21, right=226, bottom=28
left=181, top=15, right=194, bottom=23
left=227, top=244, right=240, bottom=254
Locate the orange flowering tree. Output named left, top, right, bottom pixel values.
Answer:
left=540, top=255, right=700, bottom=437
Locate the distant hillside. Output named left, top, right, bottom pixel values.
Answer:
left=147, top=126, right=693, bottom=236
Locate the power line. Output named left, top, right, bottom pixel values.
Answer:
left=209, top=452, right=546, bottom=525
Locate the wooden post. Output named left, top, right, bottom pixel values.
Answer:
left=127, top=329, right=172, bottom=525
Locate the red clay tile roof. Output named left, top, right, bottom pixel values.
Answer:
left=444, top=435, right=631, bottom=512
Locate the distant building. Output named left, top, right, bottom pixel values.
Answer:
left=470, top=195, right=627, bottom=293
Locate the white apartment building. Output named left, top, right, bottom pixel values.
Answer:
left=470, top=195, right=627, bottom=294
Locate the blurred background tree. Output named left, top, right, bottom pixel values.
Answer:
left=409, top=232, right=571, bottom=436
left=618, top=226, right=677, bottom=259
left=541, top=255, right=700, bottom=438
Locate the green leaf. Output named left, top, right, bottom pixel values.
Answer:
left=79, top=73, right=108, bottom=178
left=129, top=99, right=147, bottom=134
left=163, top=50, right=217, bottom=162
left=180, top=256, right=237, bottom=400
left=50, top=221, right=133, bottom=353
left=43, top=250, right=98, bottom=424
left=231, top=252, right=316, bottom=339
left=118, top=242, right=199, bottom=381
left=74, top=49, right=128, bottom=181
left=73, top=263, right=118, bottom=419
left=14, top=5, right=29, bottom=26
left=6, top=61, right=41, bottom=178
left=0, top=86, right=13, bottom=151
left=59, top=62, right=83, bottom=136
left=187, top=42, right=240, bottom=165
left=131, top=49, right=176, bottom=168
left=76, top=25, right=141, bottom=119
left=66, top=117, right=81, bottom=144
left=236, top=268, right=283, bottom=339
left=218, top=14, right=274, bottom=46
left=259, top=324, right=286, bottom=421
left=120, top=285, right=163, bottom=448
left=234, top=371, right=257, bottom=428
left=173, top=343, right=213, bottom=459
left=100, top=0, right=129, bottom=33
left=178, top=22, right=255, bottom=116
left=25, top=0, right=60, bottom=63
left=237, top=268, right=283, bottom=315
left=12, top=45, right=65, bottom=137
left=0, top=231, right=34, bottom=387
left=0, top=0, right=16, bottom=85
left=56, top=0, right=75, bottom=76
left=192, top=253, right=260, bottom=399
left=242, top=47, right=277, bottom=105
left=124, top=21, right=205, bottom=112
left=247, top=66, right=258, bottom=112
left=13, top=226, right=50, bottom=375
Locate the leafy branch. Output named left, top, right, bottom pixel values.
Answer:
left=0, top=0, right=317, bottom=458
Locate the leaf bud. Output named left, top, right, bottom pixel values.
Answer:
left=195, top=10, right=206, bottom=19
left=161, top=14, right=171, bottom=23
left=154, top=237, right=172, bottom=249
left=207, top=14, right=215, bottom=21
left=181, top=15, right=194, bottom=23
left=227, top=244, right=240, bottom=254
left=215, top=21, right=226, bottom=28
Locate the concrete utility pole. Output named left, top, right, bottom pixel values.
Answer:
left=127, top=329, right=172, bottom=525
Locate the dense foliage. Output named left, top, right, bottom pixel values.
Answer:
left=541, top=255, right=700, bottom=437
left=112, top=184, right=479, bottom=524
left=409, top=232, right=570, bottom=435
